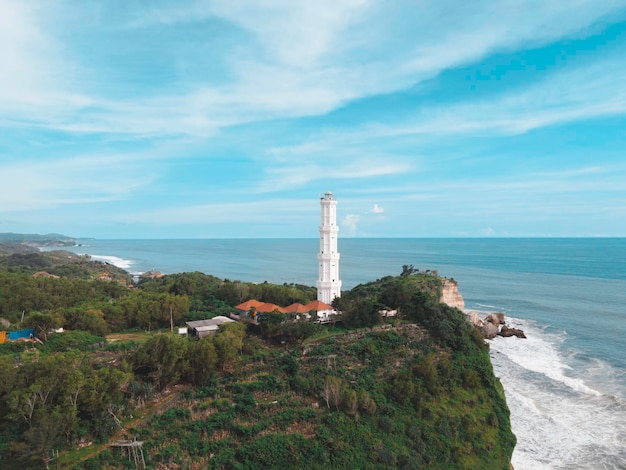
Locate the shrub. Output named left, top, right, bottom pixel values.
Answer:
left=42, top=330, right=106, bottom=352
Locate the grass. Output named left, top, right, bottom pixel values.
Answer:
left=106, top=331, right=155, bottom=342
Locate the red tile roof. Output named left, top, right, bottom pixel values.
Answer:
left=256, top=303, right=286, bottom=314
left=303, top=300, right=334, bottom=311
left=235, top=299, right=265, bottom=311
left=283, top=302, right=309, bottom=314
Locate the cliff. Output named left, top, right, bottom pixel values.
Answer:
left=440, top=278, right=465, bottom=310
left=77, top=323, right=515, bottom=469
left=0, top=270, right=514, bottom=469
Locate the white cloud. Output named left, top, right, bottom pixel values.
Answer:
left=256, top=158, right=411, bottom=192
left=341, top=214, right=361, bottom=236
left=371, top=204, right=384, bottom=213
left=2, top=0, right=626, bottom=138
left=111, top=198, right=315, bottom=226
left=0, top=154, right=157, bottom=212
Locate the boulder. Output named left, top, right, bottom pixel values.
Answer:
left=466, top=311, right=527, bottom=339
left=484, top=312, right=505, bottom=326
left=479, top=322, right=499, bottom=339
left=465, top=311, right=483, bottom=328
left=498, top=325, right=526, bottom=339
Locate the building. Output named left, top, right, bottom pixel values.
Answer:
left=303, top=299, right=335, bottom=322
left=316, top=192, right=342, bottom=305
left=186, top=316, right=236, bottom=338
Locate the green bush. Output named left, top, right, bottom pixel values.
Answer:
left=42, top=330, right=106, bottom=352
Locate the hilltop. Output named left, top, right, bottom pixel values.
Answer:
left=0, top=269, right=515, bottom=469
left=0, top=232, right=77, bottom=249
left=0, top=233, right=130, bottom=283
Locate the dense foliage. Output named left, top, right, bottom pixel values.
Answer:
left=77, top=325, right=514, bottom=469
left=0, top=251, right=515, bottom=468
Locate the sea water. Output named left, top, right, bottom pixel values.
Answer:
left=57, top=238, right=626, bottom=469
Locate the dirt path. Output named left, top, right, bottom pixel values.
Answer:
left=61, top=385, right=187, bottom=466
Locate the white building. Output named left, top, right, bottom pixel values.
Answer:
left=186, top=316, right=236, bottom=338
left=316, top=192, right=342, bottom=304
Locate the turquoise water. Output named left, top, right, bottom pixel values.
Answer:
left=58, top=238, right=626, bottom=469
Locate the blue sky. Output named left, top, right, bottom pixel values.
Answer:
left=1, top=0, right=626, bottom=238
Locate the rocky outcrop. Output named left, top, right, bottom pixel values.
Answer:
left=484, top=313, right=505, bottom=327
left=440, top=279, right=465, bottom=310
left=465, top=310, right=526, bottom=340
left=499, top=325, right=527, bottom=339
left=480, top=322, right=499, bottom=339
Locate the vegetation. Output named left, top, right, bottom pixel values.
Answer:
left=0, top=250, right=515, bottom=468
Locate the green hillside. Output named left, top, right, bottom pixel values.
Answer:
left=0, top=270, right=515, bottom=469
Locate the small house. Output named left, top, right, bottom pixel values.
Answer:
left=186, top=316, right=236, bottom=338
left=303, top=300, right=336, bottom=322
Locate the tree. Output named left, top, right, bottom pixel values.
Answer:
left=214, top=322, right=246, bottom=371
left=340, top=298, right=380, bottom=328
left=23, top=312, right=63, bottom=342
left=185, top=339, right=217, bottom=386
left=343, top=389, right=358, bottom=416
left=359, top=390, right=377, bottom=415
left=133, top=335, right=188, bottom=390
left=322, top=376, right=342, bottom=410
left=401, top=264, right=416, bottom=276
left=63, top=307, right=108, bottom=336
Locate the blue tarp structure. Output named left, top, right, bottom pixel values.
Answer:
left=8, top=329, right=35, bottom=340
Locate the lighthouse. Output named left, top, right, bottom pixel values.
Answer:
left=316, top=192, right=342, bottom=304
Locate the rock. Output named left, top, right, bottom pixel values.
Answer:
left=465, top=311, right=483, bottom=328
left=498, top=325, right=526, bottom=339
left=440, top=279, right=465, bottom=310
left=484, top=312, right=505, bottom=326
left=466, top=310, right=527, bottom=340
left=480, top=322, right=499, bottom=339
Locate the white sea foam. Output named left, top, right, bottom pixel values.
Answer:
left=88, top=254, right=134, bottom=270
left=490, top=318, right=601, bottom=397
left=475, top=303, right=509, bottom=311
left=486, top=314, right=626, bottom=469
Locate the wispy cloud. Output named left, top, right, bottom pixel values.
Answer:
left=111, top=198, right=316, bottom=226
left=0, top=154, right=157, bottom=212
left=341, top=214, right=361, bottom=236
left=3, top=1, right=625, bottom=138
left=2, top=1, right=626, bottom=237
left=256, top=158, right=412, bottom=193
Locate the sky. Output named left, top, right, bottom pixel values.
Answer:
left=1, top=0, right=626, bottom=239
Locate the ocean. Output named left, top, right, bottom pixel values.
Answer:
left=54, top=238, right=626, bottom=469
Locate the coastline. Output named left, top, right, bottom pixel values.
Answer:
left=32, top=237, right=626, bottom=469
left=39, top=245, right=141, bottom=275
left=476, top=310, right=626, bottom=468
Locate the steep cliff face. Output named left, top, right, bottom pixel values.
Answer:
left=440, top=279, right=465, bottom=310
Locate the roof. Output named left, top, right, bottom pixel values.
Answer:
left=256, top=303, right=286, bottom=313
left=195, top=325, right=219, bottom=333
left=235, top=299, right=265, bottom=311
left=303, top=300, right=334, bottom=312
left=186, top=316, right=236, bottom=329
left=283, top=302, right=309, bottom=314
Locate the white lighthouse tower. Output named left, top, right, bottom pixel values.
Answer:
left=316, top=192, right=342, bottom=304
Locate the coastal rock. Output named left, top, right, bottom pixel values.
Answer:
left=485, top=312, right=505, bottom=326
left=465, top=311, right=483, bottom=328
left=466, top=311, right=527, bottom=340
left=440, top=279, right=465, bottom=310
left=480, top=322, right=499, bottom=339
left=498, top=325, right=526, bottom=339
